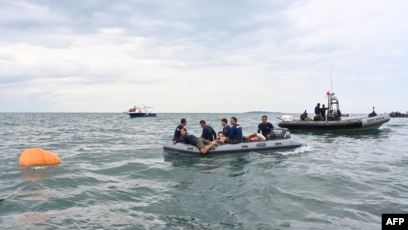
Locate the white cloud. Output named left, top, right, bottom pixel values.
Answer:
left=0, top=0, right=407, bottom=112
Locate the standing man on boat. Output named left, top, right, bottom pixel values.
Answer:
left=320, top=104, right=328, bottom=121
left=173, top=118, right=187, bottom=144
left=314, top=103, right=323, bottom=121
left=257, top=115, right=274, bottom=137
left=200, top=120, right=217, bottom=141
left=314, top=103, right=321, bottom=116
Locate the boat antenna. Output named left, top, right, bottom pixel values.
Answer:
left=328, top=13, right=334, bottom=93
left=329, top=45, right=333, bottom=93
left=330, top=64, right=333, bottom=92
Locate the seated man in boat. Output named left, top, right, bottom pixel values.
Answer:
left=225, top=117, right=243, bottom=144
left=257, top=115, right=274, bottom=137
left=243, top=115, right=271, bottom=142
left=172, top=118, right=187, bottom=144
left=177, top=128, right=218, bottom=154
left=217, top=118, right=231, bottom=141
left=200, top=120, right=217, bottom=141
left=300, top=110, right=312, bottom=121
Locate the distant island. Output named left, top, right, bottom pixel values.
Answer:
left=390, top=112, right=408, bottom=118
left=243, top=111, right=276, bottom=114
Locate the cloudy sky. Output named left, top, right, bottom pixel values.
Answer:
left=0, top=0, right=407, bottom=113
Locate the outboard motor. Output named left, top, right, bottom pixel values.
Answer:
left=267, top=128, right=290, bottom=140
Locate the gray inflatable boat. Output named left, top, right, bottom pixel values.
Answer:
left=163, top=129, right=303, bottom=155
left=278, top=115, right=390, bottom=131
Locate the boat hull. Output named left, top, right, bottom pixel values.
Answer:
left=163, top=139, right=303, bottom=155
left=278, top=115, right=390, bottom=131
left=129, top=113, right=157, bottom=118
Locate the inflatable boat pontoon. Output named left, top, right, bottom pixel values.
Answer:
left=164, top=139, right=302, bottom=155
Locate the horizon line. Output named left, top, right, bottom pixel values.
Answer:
left=0, top=111, right=396, bottom=114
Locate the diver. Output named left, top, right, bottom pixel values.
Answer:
left=368, top=106, right=377, bottom=117
left=257, top=115, right=274, bottom=137
left=177, top=128, right=218, bottom=154
left=320, top=104, right=328, bottom=121
left=172, top=118, right=187, bottom=144
left=200, top=120, right=217, bottom=141
left=227, top=116, right=243, bottom=144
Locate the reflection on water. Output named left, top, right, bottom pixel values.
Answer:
left=20, top=166, right=56, bottom=183
left=17, top=212, right=49, bottom=226
left=8, top=166, right=60, bottom=226
left=18, top=167, right=54, bottom=201
left=163, top=152, right=252, bottom=172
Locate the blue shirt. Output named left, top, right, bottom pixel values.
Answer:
left=229, top=124, right=243, bottom=142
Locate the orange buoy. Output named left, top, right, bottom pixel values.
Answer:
left=19, top=148, right=61, bottom=167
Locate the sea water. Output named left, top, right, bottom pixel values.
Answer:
left=0, top=113, right=407, bottom=229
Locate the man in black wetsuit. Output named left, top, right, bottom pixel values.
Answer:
left=200, top=120, right=217, bottom=141
left=172, top=118, right=187, bottom=144
left=257, top=115, right=274, bottom=137
left=177, top=128, right=217, bottom=154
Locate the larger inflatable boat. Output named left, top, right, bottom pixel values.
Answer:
left=279, top=92, right=390, bottom=131
left=278, top=114, right=390, bottom=131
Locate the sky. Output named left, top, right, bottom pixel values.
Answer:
left=0, top=0, right=407, bottom=113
